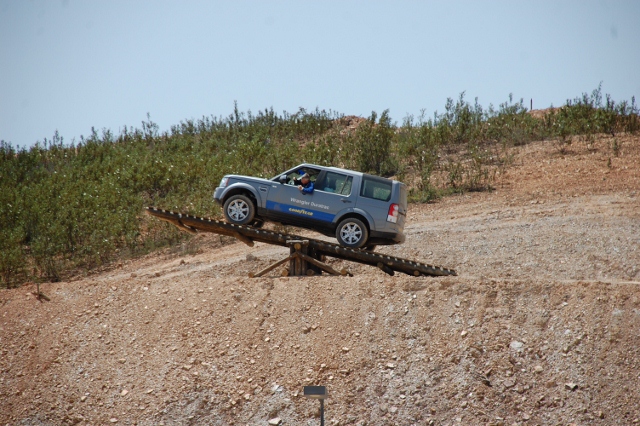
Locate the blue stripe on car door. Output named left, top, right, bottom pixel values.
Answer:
left=266, top=200, right=335, bottom=222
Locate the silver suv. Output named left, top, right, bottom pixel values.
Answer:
left=213, top=164, right=407, bottom=249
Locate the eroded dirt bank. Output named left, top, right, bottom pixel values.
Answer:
left=1, top=135, right=639, bottom=425
left=3, top=276, right=640, bottom=425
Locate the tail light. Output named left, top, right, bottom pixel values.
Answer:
left=387, top=203, right=399, bottom=223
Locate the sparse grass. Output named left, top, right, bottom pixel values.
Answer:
left=1, top=88, right=638, bottom=287
left=611, top=138, right=621, bottom=157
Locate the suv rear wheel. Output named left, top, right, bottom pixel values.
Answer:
left=223, top=194, right=255, bottom=225
left=336, top=218, right=368, bottom=249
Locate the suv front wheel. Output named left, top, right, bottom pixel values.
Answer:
left=336, top=218, right=368, bottom=249
left=223, top=194, right=255, bottom=225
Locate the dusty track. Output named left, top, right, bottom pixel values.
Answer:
left=1, top=134, right=639, bottom=425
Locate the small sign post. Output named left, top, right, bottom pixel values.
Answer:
left=303, top=386, right=328, bottom=426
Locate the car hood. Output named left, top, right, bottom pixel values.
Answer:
left=226, top=175, right=275, bottom=185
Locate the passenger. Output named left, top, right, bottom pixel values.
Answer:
left=294, top=173, right=314, bottom=194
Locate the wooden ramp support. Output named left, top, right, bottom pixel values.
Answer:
left=249, top=240, right=351, bottom=278
left=146, top=207, right=457, bottom=278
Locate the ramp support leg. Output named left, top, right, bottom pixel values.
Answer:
left=249, top=239, right=351, bottom=278
left=289, top=240, right=309, bottom=276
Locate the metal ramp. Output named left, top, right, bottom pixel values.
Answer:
left=146, top=207, right=457, bottom=278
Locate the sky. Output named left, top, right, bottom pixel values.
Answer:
left=1, top=0, right=639, bottom=148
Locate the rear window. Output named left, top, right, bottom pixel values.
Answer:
left=360, top=176, right=392, bottom=202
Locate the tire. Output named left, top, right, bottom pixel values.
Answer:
left=336, top=218, right=368, bottom=249
left=223, top=194, right=255, bottom=225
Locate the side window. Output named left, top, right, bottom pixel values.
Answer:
left=320, top=172, right=352, bottom=196
left=360, top=176, right=392, bottom=201
left=339, top=176, right=352, bottom=195
left=285, top=168, right=320, bottom=185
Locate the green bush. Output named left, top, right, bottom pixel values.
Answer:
left=351, top=110, right=397, bottom=176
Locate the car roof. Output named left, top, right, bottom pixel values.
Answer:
left=297, top=163, right=402, bottom=184
left=297, top=163, right=364, bottom=177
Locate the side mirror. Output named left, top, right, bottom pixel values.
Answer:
left=279, top=174, right=287, bottom=184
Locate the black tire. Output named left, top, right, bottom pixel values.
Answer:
left=336, top=217, right=368, bottom=249
left=223, top=194, right=255, bottom=225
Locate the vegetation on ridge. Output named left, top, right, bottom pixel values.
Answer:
left=1, top=86, right=638, bottom=287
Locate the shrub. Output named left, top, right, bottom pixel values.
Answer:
left=349, top=110, right=397, bottom=176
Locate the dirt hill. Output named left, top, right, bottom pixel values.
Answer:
left=1, top=134, right=639, bottom=425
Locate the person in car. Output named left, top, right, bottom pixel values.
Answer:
left=294, top=173, right=314, bottom=194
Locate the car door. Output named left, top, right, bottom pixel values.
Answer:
left=308, top=170, right=355, bottom=226
left=265, top=169, right=349, bottom=230
left=263, top=167, right=324, bottom=226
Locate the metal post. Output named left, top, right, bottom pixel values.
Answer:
left=320, top=399, right=324, bottom=426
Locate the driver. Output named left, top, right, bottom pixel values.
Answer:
left=294, top=172, right=314, bottom=194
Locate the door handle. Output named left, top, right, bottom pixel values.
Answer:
left=341, top=199, right=352, bottom=203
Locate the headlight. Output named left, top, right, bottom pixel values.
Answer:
left=219, top=177, right=229, bottom=187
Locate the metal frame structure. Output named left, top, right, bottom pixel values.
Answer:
left=146, top=207, right=457, bottom=278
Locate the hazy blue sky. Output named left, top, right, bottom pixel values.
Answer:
left=1, top=0, right=639, bottom=148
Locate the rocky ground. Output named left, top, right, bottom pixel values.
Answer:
left=1, top=134, right=639, bottom=425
